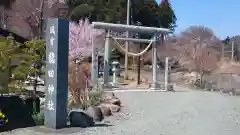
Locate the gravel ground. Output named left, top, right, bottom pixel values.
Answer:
left=1, top=87, right=240, bottom=135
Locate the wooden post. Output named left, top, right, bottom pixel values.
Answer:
left=231, top=41, right=234, bottom=61
left=164, top=57, right=169, bottom=91
left=137, top=44, right=142, bottom=85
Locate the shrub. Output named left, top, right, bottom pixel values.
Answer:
left=0, top=110, right=8, bottom=126
left=32, top=110, right=44, bottom=125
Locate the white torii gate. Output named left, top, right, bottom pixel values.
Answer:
left=91, top=22, right=171, bottom=90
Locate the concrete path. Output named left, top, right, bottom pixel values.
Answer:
left=2, top=87, right=240, bottom=135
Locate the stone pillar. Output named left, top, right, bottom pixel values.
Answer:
left=150, top=35, right=161, bottom=90
left=45, top=18, right=69, bottom=129
left=103, top=30, right=111, bottom=87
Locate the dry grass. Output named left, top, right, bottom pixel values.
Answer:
left=215, top=59, right=240, bottom=74
left=68, top=61, right=91, bottom=106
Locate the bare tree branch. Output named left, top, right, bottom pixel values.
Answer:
left=4, top=0, right=68, bottom=39
left=159, top=26, right=221, bottom=75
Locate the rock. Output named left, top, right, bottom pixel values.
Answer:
left=104, top=98, right=121, bottom=106
left=69, top=111, right=94, bottom=128
left=98, top=104, right=112, bottom=116
left=86, top=106, right=104, bottom=122
left=102, top=92, right=115, bottom=100
left=100, top=103, right=120, bottom=113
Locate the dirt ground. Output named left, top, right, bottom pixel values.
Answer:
left=2, top=87, right=240, bottom=135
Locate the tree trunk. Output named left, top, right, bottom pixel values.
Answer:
left=200, top=72, right=203, bottom=85
left=39, top=0, right=44, bottom=39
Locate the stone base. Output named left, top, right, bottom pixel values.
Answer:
left=149, top=83, right=175, bottom=91
left=149, top=83, right=162, bottom=90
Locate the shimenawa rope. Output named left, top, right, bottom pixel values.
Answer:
left=111, top=36, right=153, bottom=56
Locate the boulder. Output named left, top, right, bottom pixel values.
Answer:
left=69, top=111, right=94, bottom=128
left=86, top=106, right=104, bottom=122
left=98, top=104, right=112, bottom=116
left=100, top=103, right=120, bottom=113
left=104, top=98, right=121, bottom=106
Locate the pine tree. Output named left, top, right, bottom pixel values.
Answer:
left=0, top=36, right=45, bottom=94
left=0, top=36, right=22, bottom=93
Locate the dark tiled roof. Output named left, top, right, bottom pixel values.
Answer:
left=0, top=27, right=27, bottom=43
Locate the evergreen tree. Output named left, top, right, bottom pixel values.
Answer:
left=132, top=0, right=160, bottom=27
left=158, top=0, right=177, bottom=31
left=66, top=0, right=126, bottom=23
left=66, top=0, right=169, bottom=28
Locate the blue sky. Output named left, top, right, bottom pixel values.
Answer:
left=156, top=0, right=240, bottom=39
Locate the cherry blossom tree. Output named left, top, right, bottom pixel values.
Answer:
left=68, top=18, right=104, bottom=106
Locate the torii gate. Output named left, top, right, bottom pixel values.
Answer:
left=91, top=22, right=171, bottom=90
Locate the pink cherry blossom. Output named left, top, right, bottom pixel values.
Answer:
left=69, top=19, right=104, bottom=61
